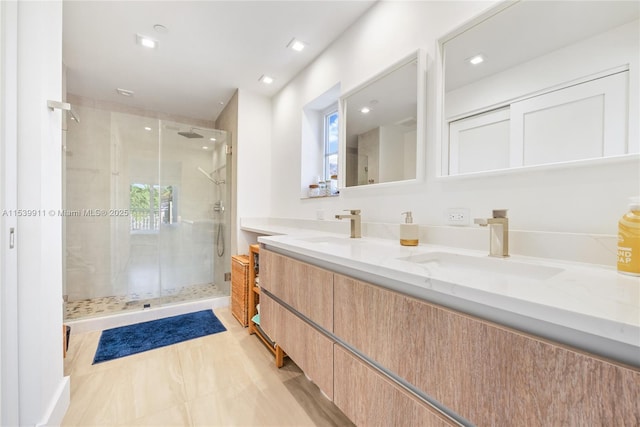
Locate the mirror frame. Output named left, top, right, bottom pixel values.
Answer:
left=338, top=49, right=426, bottom=192
left=436, top=0, right=639, bottom=179
left=436, top=2, right=513, bottom=178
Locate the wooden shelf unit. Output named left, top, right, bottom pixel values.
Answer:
left=230, top=254, right=250, bottom=327
left=248, top=244, right=285, bottom=367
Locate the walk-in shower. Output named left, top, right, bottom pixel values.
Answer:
left=63, top=103, right=231, bottom=321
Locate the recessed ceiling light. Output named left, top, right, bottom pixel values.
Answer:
left=116, top=88, right=135, bottom=97
left=259, top=75, right=274, bottom=84
left=144, top=127, right=152, bottom=131
left=360, top=107, right=371, bottom=114
left=468, top=54, right=484, bottom=65
left=202, top=146, right=209, bottom=150
left=287, top=38, right=306, bottom=52
left=210, top=137, right=216, bottom=141
left=136, top=34, right=157, bottom=49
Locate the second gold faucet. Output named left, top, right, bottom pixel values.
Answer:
left=474, top=209, right=509, bottom=257
left=335, top=209, right=361, bottom=238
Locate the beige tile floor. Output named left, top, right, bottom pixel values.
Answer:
left=62, top=307, right=354, bottom=426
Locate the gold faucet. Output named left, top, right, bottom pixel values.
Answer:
left=335, top=209, right=361, bottom=238
left=474, top=209, right=509, bottom=257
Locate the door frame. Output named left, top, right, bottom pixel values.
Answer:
left=0, top=1, right=21, bottom=425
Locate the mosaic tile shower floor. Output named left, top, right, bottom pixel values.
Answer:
left=64, top=282, right=225, bottom=321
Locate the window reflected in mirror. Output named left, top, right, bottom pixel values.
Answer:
left=341, top=52, right=424, bottom=187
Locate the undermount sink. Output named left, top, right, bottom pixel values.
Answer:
left=398, top=251, right=564, bottom=280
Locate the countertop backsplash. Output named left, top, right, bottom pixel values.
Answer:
left=241, top=217, right=617, bottom=268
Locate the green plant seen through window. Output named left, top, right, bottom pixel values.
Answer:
left=130, top=184, right=174, bottom=231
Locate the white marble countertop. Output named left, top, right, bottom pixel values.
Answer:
left=256, top=230, right=640, bottom=368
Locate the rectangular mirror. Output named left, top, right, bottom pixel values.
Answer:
left=340, top=50, right=426, bottom=188
left=439, top=1, right=639, bottom=177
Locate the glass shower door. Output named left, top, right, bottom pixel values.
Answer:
left=157, top=121, right=229, bottom=302
left=120, top=113, right=162, bottom=301
left=64, top=105, right=230, bottom=320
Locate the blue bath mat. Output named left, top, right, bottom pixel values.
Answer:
left=93, top=310, right=226, bottom=364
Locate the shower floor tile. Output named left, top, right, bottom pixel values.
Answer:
left=64, top=282, right=225, bottom=321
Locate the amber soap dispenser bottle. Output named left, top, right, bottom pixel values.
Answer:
left=400, top=211, right=419, bottom=246
left=618, top=198, right=640, bottom=276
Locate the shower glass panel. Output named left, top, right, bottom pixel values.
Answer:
left=63, top=103, right=230, bottom=320
left=157, top=120, right=230, bottom=300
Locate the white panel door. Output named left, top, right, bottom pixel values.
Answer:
left=449, top=108, right=510, bottom=174
left=511, top=71, right=628, bottom=167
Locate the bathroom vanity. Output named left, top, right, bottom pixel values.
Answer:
left=257, top=233, right=640, bottom=426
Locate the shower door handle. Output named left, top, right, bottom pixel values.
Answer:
left=47, top=100, right=80, bottom=123
left=47, top=100, right=71, bottom=112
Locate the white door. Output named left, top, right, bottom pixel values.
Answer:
left=0, top=1, right=20, bottom=425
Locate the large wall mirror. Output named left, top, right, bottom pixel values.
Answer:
left=439, top=1, right=639, bottom=177
left=340, top=50, right=426, bottom=188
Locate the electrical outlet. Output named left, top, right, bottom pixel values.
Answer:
left=446, top=208, right=470, bottom=225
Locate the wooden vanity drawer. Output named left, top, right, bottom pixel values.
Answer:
left=333, top=273, right=640, bottom=426
left=261, top=249, right=333, bottom=331
left=262, top=292, right=334, bottom=399
left=333, top=345, right=455, bottom=427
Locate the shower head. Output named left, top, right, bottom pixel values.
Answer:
left=178, top=128, right=204, bottom=139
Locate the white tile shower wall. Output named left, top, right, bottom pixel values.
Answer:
left=65, top=104, right=113, bottom=300
left=65, top=102, right=223, bottom=301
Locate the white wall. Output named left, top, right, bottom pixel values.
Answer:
left=236, top=89, right=272, bottom=253
left=15, top=1, right=69, bottom=425
left=266, top=0, right=639, bottom=236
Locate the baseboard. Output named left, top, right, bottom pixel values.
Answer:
left=36, top=376, right=70, bottom=427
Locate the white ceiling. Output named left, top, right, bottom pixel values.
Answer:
left=444, top=1, right=640, bottom=91
left=63, top=1, right=376, bottom=123
left=345, top=59, right=417, bottom=140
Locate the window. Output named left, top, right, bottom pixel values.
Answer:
left=300, top=82, right=340, bottom=198
left=130, top=183, right=176, bottom=232
left=324, top=108, right=339, bottom=181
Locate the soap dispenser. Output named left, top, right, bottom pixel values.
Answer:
left=400, top=212, right=419, bottom=246
left=618, top=197, right=640, bottom=276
